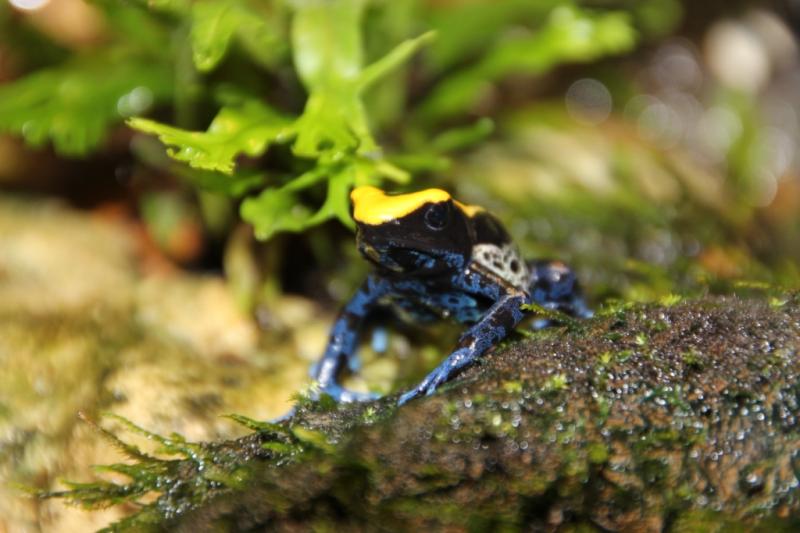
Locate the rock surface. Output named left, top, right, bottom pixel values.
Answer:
left=77, top=294, right=800, bottom=532
left=0, top=197, right=310, bottom=532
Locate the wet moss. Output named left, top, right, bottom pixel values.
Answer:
left=45, top=294, right=800, bottom=531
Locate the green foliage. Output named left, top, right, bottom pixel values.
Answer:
left=130, top=0, right=432, bottom=239
left=130, top=99, right=292, bottom=173
left=418, top=4, right=638, bottom=123
left=424, top=0, right=560, bottom=72
left=190, top=0, right=288, bottom=71
left=192, top=1, right=257, bottom=71
left=0, top=55, right=171, bottom=156
left=0, top=0, right=176, bottom=156
left=0, top=0, right=651, bottom=238
left=240, top=164, right=353, bottom=239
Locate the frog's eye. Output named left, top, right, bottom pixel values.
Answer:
left=423, top=203, right=449, bottom=230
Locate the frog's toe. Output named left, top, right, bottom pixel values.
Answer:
left=317, top=383, right=381, bottom=403
left=574, top=299, right=594, bottom=319
left=397, top=386, right=423, bottom=405
left=398, top=348, right=473, bottom=405
left=397, top=369, right=446, bottom=405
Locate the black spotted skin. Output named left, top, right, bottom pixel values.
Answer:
left=310, top=187, right=592, bottom=405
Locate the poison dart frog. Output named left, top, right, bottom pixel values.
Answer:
left=311, top=186, right=592, bottom=405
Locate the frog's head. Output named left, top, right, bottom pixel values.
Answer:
left=350, top=186, right=480, bottom=276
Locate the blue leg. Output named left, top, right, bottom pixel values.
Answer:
left=398, top=268, right=527, bottom=405
left=311, top=275, right=390, bottom=403
left=529, top=260, right=592, bottom=320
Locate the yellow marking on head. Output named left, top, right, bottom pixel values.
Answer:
left=350, top=186, right=486, bottom=224
left=454, top=200, right=484, bottom=217
left=351, top=186, right=452, bottom=225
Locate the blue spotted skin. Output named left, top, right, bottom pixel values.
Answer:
left=311, top=193, right=591, bottom=405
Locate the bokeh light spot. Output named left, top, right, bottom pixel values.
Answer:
left=565, top=78, right=612, bottom=125
left=8, top=0, right=49, bottom=11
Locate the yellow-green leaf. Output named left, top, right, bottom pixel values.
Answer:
left=129, top=99, right=293, bottom=173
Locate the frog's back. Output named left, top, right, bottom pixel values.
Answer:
left=467, top=211, right=530, bottom=291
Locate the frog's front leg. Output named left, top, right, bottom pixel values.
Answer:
left=312, top=275, right=391, bottom=403
left=397, top=267, right=527, bottom=405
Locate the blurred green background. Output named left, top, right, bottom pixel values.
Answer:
left=0, top=0, right=800, bottom=305
left=2, top=0, right=799, bottom=304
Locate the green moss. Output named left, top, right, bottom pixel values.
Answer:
left=671, top=510, right=800, bottom=533
left=501, top=380, right=523, bottom=394
left=681, top=347, right=704, bottom=369
left=615, top=349, right=634, bottom=362
left=587, top=443, right=609, bottom=464
left=542, top=373, right=569, bottom=392
left=659, top=294, right=684, bottom=307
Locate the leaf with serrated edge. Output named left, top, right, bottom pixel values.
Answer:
left=129, top=100, right=292, bottom=173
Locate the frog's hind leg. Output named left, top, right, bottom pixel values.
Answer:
left=527, top=260, right=592, bottom=323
